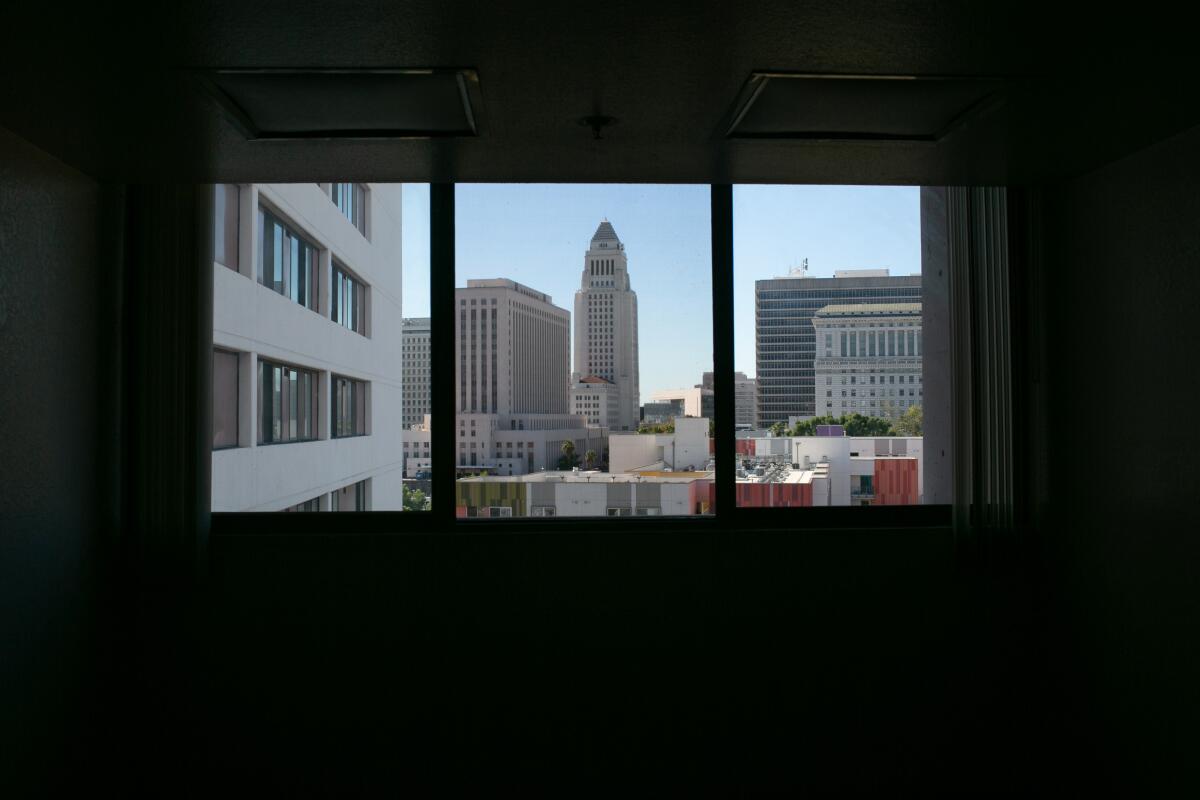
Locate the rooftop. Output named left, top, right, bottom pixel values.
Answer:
left=814, top=302, right=922, bottom=316
left=463, top=278, right=556, bottom=306
left=833, top=269, right=891, bottom=278
left=591, top=220, right=620, bottom=244
left=459, top=470, right=714, bottom=485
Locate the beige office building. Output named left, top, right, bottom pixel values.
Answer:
left=812, top=303, right=923, bottom=421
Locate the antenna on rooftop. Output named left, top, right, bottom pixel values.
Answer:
left=787, top=258, right=810, bottom=278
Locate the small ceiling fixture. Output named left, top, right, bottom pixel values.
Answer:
left=579, top=115, right=618, bottom=139
left=725, top=72, right=1005, bottom=142
left=195, top=68, right=482, bottom=140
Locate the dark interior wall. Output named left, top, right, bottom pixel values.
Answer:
left=0, top=127, right=114, bottom=789
left=1039, top=124, right=1200, bottom=792
left=188, top=526, right=1039, bottom=792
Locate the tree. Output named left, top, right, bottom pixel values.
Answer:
left=769, top=421, right=786, bottom=437
left=584, top=449, right=597, bottom=469
left=784, top=413, right=896, bottom=437
left=790, top=415, right=837, bottom=436
left=708, top=418, right=716, bottom=438
left=841, top=413, right=895, bottom=437
left=557, top=439, right=578, bottom=470
left=893, top=404, right=923, bottom=436
left=402, top=484, right=430, bottom=511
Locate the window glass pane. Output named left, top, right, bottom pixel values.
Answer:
left=212, top=349, right=238, bottom=449
left=214, top=184, right=239, bottom=270
left=734, top=185, right=926, bottom=507
left=455, top=184, right=713, bottom=519
left=273, top=224, right=283, bottom=290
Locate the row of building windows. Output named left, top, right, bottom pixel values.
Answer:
left=329, top=182, right=368, bottom=237
left=211, top=350, right=368, bottom=449
left=282, top=478, right=368, bottom=512
left=757, top=288, right=922, bottom=300
left=829, top=374, right=919, bottom=385
left=832, top=388, right=923, bottom=397
left=214, top=187, right=373, bottom=337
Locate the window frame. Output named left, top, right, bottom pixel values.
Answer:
left=331, top=260, right=368, bottom=336
left=331, top=374, right=368, bottom=439
left=257, top=204, right=321, bottom=312
left=330, top=181, right=368, bottom=238
left=256, top=357, right=320, bottom=446
left=213, top=182, right=953, bottom=533
left=211, top=348, right=240, bottom=450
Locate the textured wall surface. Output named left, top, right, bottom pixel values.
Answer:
left=1036, top=123, right=1200, bottom=793
left=0, top=126, right=108, bottom=790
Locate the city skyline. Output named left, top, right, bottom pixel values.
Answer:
left=403, top=183, right=921, bottom=402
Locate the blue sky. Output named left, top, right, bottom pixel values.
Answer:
left=402, top=184, right=920, bottom=403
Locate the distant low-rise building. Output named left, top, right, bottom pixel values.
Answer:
left=404, top=413, right=607, bottom=477
left=700, top=371, right=756, bottom=429
left=609, top=416, right=711, bottom=473
left=456, top=469, right=714, bottom=518
left=640, top=402, right=677, bottom=425
left=650, top=387, right=714, bottom=420
left=736, top=434, right=923, bottom=506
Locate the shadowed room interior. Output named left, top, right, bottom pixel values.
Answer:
left=2, top=1, right=1198, bottom=792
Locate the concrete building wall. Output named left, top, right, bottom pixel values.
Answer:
left=874, top=458, right=920, bottom=505
left=211, top=183, right=405, bottom=511
left=608, top=433, right=660, bottom=473
left=608, top=417, right=710, bottom=473
left=571, top=378, right=619, bottom=428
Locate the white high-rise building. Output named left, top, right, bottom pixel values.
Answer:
left=573, top=221, right=640, bottom=431
left=210, top=183, right=405, bottom=511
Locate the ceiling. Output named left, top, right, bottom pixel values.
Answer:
left=2, top=1, right=1195, bottom=185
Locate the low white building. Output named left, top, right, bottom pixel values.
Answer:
left=650, top=387, right=714, bottom=420
left=812, top=303, right=923, bottom=421
left=737, top=434, right=924, bottom=505
left=456, top=470, right=714, bottom=518
left=608, top=416, right=711, bottom=473
left=403, top=413, right=608, bottom=476
left=211, top=182, right=405, bottom=511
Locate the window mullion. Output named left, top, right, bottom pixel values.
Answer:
left=710, top=184, right=735, bottom=517
left=430, top=183, right=456, bottom=522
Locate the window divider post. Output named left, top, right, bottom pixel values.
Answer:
left=431, top=183, right=456, bottom=523
left=711, top=185, right=735, bottom=518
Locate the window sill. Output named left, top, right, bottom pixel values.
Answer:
left=211, top=504, right=951, bottom=536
